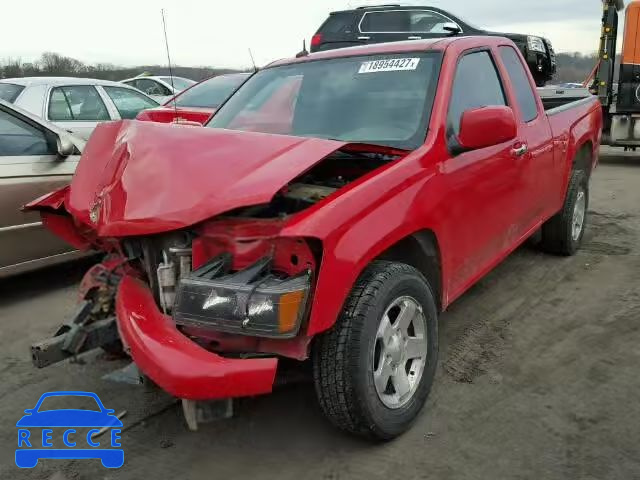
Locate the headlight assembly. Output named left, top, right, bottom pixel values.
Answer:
left=172, top=256, right=311, bottom=338
left=527, top=36, right=546, bottom=53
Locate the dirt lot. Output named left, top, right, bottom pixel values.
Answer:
left=1, top=148, right=639, bottom=480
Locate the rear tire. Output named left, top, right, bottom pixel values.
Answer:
left=540, top=169, right=589, bottom=256
left=312, top=261, right=438, bottom=440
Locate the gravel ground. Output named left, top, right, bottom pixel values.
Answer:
left=1, top=148, right=639, bottom=480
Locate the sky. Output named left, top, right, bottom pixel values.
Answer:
left=0, top=0, right=620, bottom=69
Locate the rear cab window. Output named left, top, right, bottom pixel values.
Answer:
left=174, top=75, right=247, bottom=109
left=447, top=51, right=507, bottom=138
left=499, top=46, right=539, bottom=123
left=0, top=83, right=25, bottom=103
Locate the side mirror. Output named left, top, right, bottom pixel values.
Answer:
left=442, top=23, right=461, bottom=35
left=56, top=135, right=75, bottom=157
left=24, top=409, right=33, bottom=414
left=456, top=106, right=517, bottom=152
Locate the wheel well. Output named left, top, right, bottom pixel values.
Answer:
left=574, top=142, right=593, bottom=177
left=376, top=230, right=443, bottom=311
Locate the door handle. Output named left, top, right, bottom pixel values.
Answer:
left=408, top=36, right=422, bottom=40
left=358, top=36, right=370, bottom=40
left=511, top=143, right=528, bottom=157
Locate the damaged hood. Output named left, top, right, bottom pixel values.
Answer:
left=60, top=120, right=346, bottom=237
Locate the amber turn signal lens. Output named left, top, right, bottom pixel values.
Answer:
left=278, top=290, right=306, bottom=333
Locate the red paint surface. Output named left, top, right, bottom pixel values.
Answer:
left=457, top=106, right=518, bottom=150
left=115, top=275, right=278, bottom=400
left=192, top=218, right=315, bottom=275
left=65, top=120, right=345, bottom=237
left=135, top=106, right=213, bottom=125
left=30, top=37, right=603, bottom=388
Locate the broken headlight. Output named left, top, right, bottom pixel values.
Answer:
left=172, top=257, right=310, bottom=338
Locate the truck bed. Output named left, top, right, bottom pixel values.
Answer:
left=537, top=87, right=593, bottom=112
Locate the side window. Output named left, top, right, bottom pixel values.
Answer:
left=48, top=86, right=110, bottom=121
left=360, top=11, right=410, bottom=32
left=135, top=79, right=171, bottom=96
left=448, top=51, right=506, bottom=136
left=409, top=11, right=456, bottom=34
left=499, top=46, right=539, bottom=123
left=0, top=109, right=55, bottom=156
left=319, top=13, right=354, bottom=35
left=102, top=87, right=159, bottom=119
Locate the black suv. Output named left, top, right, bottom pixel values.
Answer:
left=310, top=5, right=556, bottom=86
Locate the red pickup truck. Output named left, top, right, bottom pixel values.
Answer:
left=27, top=36, right=602, bottom=440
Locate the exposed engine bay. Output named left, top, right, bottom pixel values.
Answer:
left=231, top=149, right=400, bottom=218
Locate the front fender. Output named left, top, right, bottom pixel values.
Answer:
left=282, top=161, right=441, bottom=337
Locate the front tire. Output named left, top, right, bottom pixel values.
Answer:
left=313, top=261, right=438, bottom=440
left=540, top=169, right=589, bottom=256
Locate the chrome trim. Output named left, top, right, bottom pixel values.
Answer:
left=0, top=250, right=94, bottom=279
left=512, top=144, right=529, bottom=157
left=0, top=221, right=42, bottom=233
left=358, top=9, right=463, bottom=34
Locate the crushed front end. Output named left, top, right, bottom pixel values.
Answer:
left=111, top=216, right=319, bottom=400
left=25, top=120, right=405, bottom=411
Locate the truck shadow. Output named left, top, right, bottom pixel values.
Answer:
left=598, top=151, right=640, bottom=166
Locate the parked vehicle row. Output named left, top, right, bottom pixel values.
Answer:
left=0, top=77, right=159, bottom=139
left=27, top=36, right=601, bottom=439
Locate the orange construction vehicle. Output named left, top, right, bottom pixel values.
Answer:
left=595, top=0, right=640, bottom=148
left=542, top=0, right=640, bottom=149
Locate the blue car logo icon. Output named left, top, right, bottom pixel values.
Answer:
left=16, top=391, right=123, bottom=468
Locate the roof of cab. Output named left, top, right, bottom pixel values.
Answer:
left=267, top=36, right=511, bottom=69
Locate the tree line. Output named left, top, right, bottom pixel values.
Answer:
left=0, top=51, right=614, bottom=84
left=0, top=52, right=244, bottom=82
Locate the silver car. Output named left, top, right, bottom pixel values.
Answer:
left=0, top=77, right=159, bottom=140
left=0, top=99, right=87, bottom=277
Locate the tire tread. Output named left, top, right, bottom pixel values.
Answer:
left=312, top=261, right=431, bottom=438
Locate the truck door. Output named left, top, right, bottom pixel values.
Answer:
left=443, top=50, right=527, bottom=298
left=497, top=45, right=556, bottom=228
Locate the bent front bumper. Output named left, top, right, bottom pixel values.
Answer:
left=115, top=275, right=278, bottom=400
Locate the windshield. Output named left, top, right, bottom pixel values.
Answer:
left=159, top=77, right=195, bottom=91
left=171, top=74, right=249, bottom=108
left=0, top=83, right=25, bottom=103
left=207, top=52, right=442, bottom=150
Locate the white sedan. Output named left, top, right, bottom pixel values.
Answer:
left=120, top=75, right=196, bottom=103
left=0, top=77, right=159, bottom=140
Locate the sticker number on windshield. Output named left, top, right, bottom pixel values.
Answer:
left=358, top=58, right=420, bottom=73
